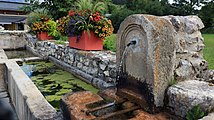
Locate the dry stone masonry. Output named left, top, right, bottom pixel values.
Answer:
left=164, top=16, right=209, bottom=81
left=26, top=37, right=116, bottom=88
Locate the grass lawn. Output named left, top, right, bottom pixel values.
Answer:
left=203, top=34, right=214, bottom=69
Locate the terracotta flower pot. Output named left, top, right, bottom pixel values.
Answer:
left=37, top=31, right=53, bottom=41
left=68, top=31, right=103, bottom=50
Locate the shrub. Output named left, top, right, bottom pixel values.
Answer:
left=201, top=27, right=214, bottom=34
left=104, top=34, right=116, bottom=52
left=109, top=7, right=135, bottom=33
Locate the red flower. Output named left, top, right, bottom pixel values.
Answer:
left=94, top=15, right=100, bottom=22
left=68, top=10, right=75, bottom=17
left=95, top=12, right=100, bottom=15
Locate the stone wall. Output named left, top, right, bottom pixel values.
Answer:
left=26, top=38, right=117, bottom=88
left=164, top=16, right=209, bottom=81
left=0, top=32, right=27, bottom=49
left=164, top=16, right=214, bottom=118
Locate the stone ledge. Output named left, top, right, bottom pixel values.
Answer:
left=167, top=80, right=214, bottom=117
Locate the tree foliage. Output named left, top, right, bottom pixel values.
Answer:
left=23, top=0, right=77, bottom=20
left=199, top=1, right=214, bottom=28
left=75, top=0, right=107, bottom=14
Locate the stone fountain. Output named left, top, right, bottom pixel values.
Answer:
left=60, top=14, right=214, bottom=120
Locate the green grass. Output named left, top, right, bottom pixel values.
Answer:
left=203, top=34, right=214, bottom=69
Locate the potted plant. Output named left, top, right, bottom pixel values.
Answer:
left=27, top=9, right=54, bottom=40
left=31, top=17, right=49, bottom=40
left=66, top=10, right=113, bottom=50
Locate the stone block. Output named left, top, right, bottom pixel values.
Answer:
left=167, top=80, right=214, bottom=117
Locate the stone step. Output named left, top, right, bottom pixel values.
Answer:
left=167, top=80, right=214, bottom=118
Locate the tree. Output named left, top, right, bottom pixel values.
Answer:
left=125, top=0, right=164, bottom=15
left=171, top=0, right=210, bottom=15
left=23, top=0, right=77, bottom=20
left=199, top=1, right=214, bottom=28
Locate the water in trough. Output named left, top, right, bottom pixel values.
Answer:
left=19, top=61, right=99, bottom=111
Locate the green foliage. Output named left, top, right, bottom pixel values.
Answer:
left=199, top=1, right=214, bottom=29
left=55, top=40, right=67, bottom=45
left=186, top=105, right=205, bottom=120
left=26, top=9, right=51, bottom=27
left=126, top=0, right=163, bottom=15
left=46, top=20, right=57, bottom=36
left=24, top=0, right=77, bottom=20
left=202, top=27, right=214, bottom=34
left=109, top=6, right=135, bottom=32
left=168, top=79, right=177, bottom=86
left=103, top=34, right=116, bottom=52
left=203, top=34, right=214, bottom=69
left=75, top=0, right=107, bottom=15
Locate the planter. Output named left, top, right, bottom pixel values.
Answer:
left=68, top=31, right=103, bottom=50
left=37, top=32, right=53, bottom=41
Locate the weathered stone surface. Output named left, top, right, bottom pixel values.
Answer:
left=60, top=91, right=103, bottom=120
left=117, top=14, right=175, bottom=111
left=164, top=16, right=207, bottom=81
left=200, top=113, right=214, bottom=120
left=167, top=80, right=214, bottom=117
left=175, top=59, right=195, bottom=81
left=0, top=32, right=27, bottom=49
